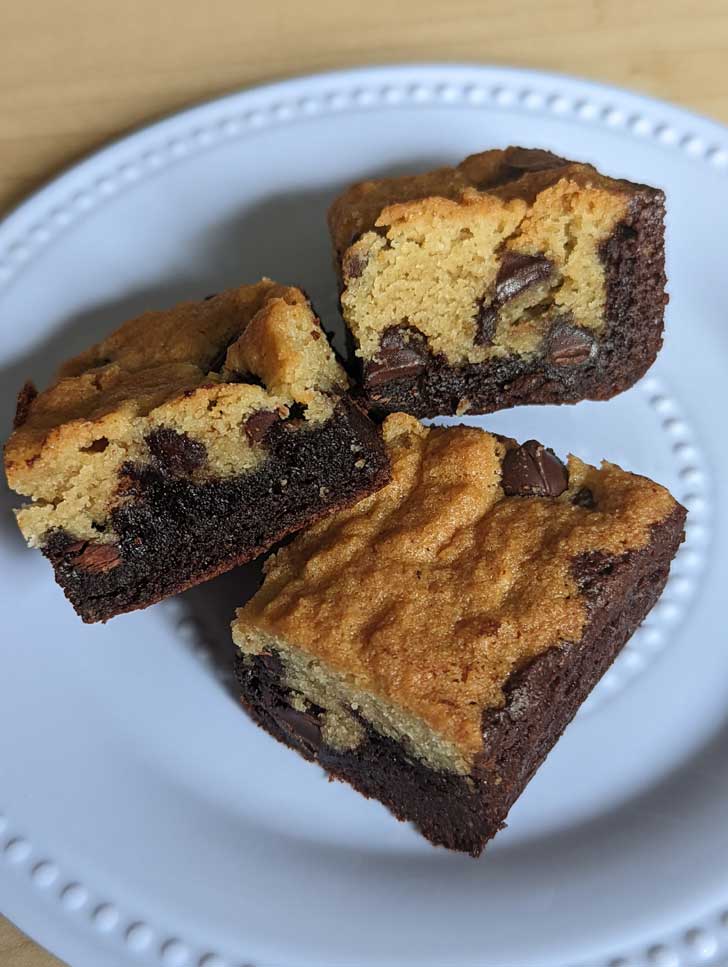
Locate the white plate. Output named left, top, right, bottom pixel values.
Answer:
left=0, top=64, right=726, bottom=967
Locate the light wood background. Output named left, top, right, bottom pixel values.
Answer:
left=2, top=0, right=727, bottom=963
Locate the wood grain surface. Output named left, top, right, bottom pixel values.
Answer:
left=2, top=0, right=727, bottom=963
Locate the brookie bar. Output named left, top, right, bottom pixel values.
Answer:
left=4, top=281, right=389, bottom=622
left=233, top=414, right=685, bottom=855
left=328, top=146, right=667, bottom=418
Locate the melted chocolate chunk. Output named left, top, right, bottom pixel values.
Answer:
left=244, top=409, right=280, bottom=444
left=65, top=541, right=122, bottom=574
left=495, top=252, right=554, bottom=304
left=572, top=487, right=596, bottom=509
left=501, top=440, right=569, bottom=497
left=274, top=703, right=322, bottom=753
left=366, top=327, right=428, bottom=387
left=146, top=428, right=207, bottom=476
left=503, top=147, right=570, bottom=173
left=475, top=303, right=498, bottom=346
left=547, top=323, right=595, bottom=367
left=475, top=253, right=553, bottom=345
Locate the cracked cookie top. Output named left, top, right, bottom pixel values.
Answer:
left=234, top=413, right=680, bottom=768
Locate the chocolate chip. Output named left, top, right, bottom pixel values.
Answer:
left=475, top=303, right=498, bottom=346
left=344, top=251, right=367, bottom=279
left=501, top=440, right=569, bottom=497
left=275, top=704, right=322, bottom=753
left=146, top=428, right=207, bottom=475
left=203, top=293, right=218, bottom=301
left=244, top=409, right=280, bottom=444
left=503, top=147, right=570, bottom=173
left=547, top=323, right=595, bottom=367
left=572, top=487, right=596, bottom=509
left=66, top=541, right=122, bottom=574
left=495, top=251, right=554, bottom=304
left=13, top=381, right=37, bottom=429
left=475, top=252, right=553, bottom=344
left=366, top=327, right=428, bottom=387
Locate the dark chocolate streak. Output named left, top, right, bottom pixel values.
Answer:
left=356, top=187, right=665, bottom=418
left=146, top=428, right=207, bottom=476
left=42, top=399, right=389, bottom=622
left=235, top=504, right=685, bottom=856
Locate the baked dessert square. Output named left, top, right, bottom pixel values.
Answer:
left=4, top=281, right=390, bottom=622
left=328, top=146, right=667, bottom=418
left=233, top=414, right=685, bottom=856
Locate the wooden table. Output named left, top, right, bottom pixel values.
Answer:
left=2, top=0, right=727, bottom=963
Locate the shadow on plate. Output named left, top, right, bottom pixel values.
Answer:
left=0, top=158, right=445, bottom=684
left=177, top=557, right=265, bottom=698
left=269, top=699, right=728, bottom=885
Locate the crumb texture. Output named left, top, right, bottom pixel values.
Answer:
left=234, top=413, right=679, bottom=766
left=5, top=281, right=348, bottom=546
left=329, top=146, right=662, bottom=371
left=44, top=398, right=390, bottom=622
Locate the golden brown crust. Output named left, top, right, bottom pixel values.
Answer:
left=58, top=281, right=300, bottom=378
left=328, top=146, right=653, bottom=258
left=234, top=414, right=679, bottom=763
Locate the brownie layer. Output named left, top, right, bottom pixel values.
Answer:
left=235, top=504, right=684, bottom=856
left=43, top=399, right=389, bottom=623
left=358, top=190, right=666, bottom=419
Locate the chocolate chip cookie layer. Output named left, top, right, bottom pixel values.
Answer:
left=4, top=282, right=389, bottom=621
left=233, top=414, right=685, bottom=855
left=329, top=147, right=667, bottom=417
